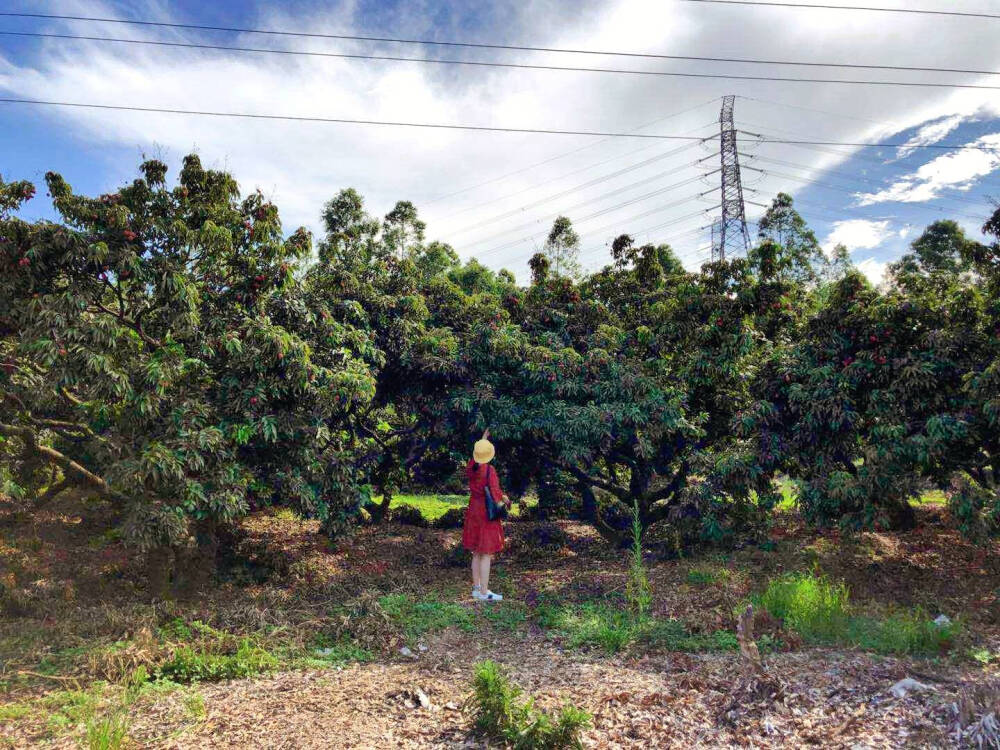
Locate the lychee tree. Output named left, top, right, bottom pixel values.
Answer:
left=305, top=189, right=502, bottom=527
left=744, top=219, right=992, bottom=532
left=0, top=157, right=373, bottom=576
left=458, top=236, right=779, bottom=545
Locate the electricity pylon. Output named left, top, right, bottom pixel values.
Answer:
left=712, top=95, right=750, bottom=261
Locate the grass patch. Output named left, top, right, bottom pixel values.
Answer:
left=482, top=603, right=528, bottom=632
left=84, top=712, right=129, bottom=750
left=754, top=572, right=959, bottom=655
left=382, top=493, right=537, bottom=523
left=0, top=702, right=32, bottom=721
left=304, top=635, right=374, bottom=667
left=915, top=489, right=947, bottom=506
left=469, top=660, right=591, bottom=750
left=182, top=691, right=206, bottom=720
left=155, top=639, right=278, bottom=684
left=41, top=688, right=102, bottom=733
left=534, top=601, right=741, bottom=654
left=771, top=479, right=945, bottom=510
left=273, top=507, right=302, bottom=522
left=386, top=494, right=467, bottom=522
left=685, top=568, right=727, bottom=586
left=378, top=593, right=476, bottom=642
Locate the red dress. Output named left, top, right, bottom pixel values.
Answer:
left=462, top=460, right=505, bottom=555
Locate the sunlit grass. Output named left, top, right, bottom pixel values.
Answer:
left=379, top=493, right=537, bottom=522
left=772, top=478, right=947, bottom=511
left=754, top=572, right=960, bottom=655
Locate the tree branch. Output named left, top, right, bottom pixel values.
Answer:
left=0, top=422, right=112, bottom=497
left=557, top=461, right=629, bottom=501
left=90, top=301, right=162, bottom=348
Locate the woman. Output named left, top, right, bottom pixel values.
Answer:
left=462, top=429, right=510, bottom=602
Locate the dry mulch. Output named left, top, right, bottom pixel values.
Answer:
left=3, top=500, right=1000, bottom=747
left=114, top=640, right=988, bottom=749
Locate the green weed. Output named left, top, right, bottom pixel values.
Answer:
left=0, top=702, right=31, bottom=722
left=40, top=689, right=101, bottom=732
left=273, top=507, right=302, bottom=522
left=84, top=712, right=129, bottom=750
left=307, top=635, right=374, bottom=665
left=637, top=619, right=742, bottom=652
left=483, top=603, right=528, bottom=632
left=625, top=499, right=651, bottom=620
left=971, top=648, right=998, bottom=665
left=755, top=572, right=959, bottom=655
left=685, top=568, right=724, bottom=586
left=183, top=691, right=206, bottom=720
left=155, top=639, right=278, bottom=683
left=378, top=593, right=476, bottom=642
left=469, top=660, right=590, bottom=749
left=755, top=572, right=850, bottom=642
left=536, top=602, right=751, bottom=654
left=845, top=610, right=960, bottom=655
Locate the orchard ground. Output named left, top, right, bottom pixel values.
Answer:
left=1, top=491, right=998, bottom=749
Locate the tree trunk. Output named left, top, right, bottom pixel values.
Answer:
left=372, top=487, right=393, bottom=523
left=886, top=497, right=917, bottom=531
left=145, top=545, right=176, bottom=601
left=174, top=520, right=219, bottom=595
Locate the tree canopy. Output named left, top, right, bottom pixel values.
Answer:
left=3, top=154, right=999, bottom=582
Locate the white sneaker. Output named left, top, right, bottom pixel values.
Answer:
left=472, top=587, right=485, bottom=601
left=482, top=590, right=503, bottom=602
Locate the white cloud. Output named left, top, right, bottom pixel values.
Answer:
left=822, top=219, right=892, bottom=254
left=893, top=115, right=966, bottom=160
left=857, top=133, right=1000, bottom=205
left=856, top=257, right=889, bottom=286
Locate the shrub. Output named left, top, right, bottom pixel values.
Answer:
left=434, top=507, right=466, bottom=529
left=468, top=660, right=590, bottom=749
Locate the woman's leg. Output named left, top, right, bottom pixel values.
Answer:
left=471, top=552, right=481, bottom=590
left=479, top=554, right=492, bottom=594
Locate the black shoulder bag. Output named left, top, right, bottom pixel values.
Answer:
left=483, top=465, right=508, bottom=521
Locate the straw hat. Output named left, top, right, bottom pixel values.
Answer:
left=473, top=438, right=495, bottom=464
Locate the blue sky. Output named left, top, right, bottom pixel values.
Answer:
left=2, top=0, right=999, bottom=283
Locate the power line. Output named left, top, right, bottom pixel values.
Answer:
left=755, top=167, right=993, bottom=222
left=0, top=98, right=718, bottom=140
left=738, top=129, right=998, bottom=152
left=445, top=140, right=713, bottom=236
left=738, top=94, right=902, bottom=129
left=425, top=98, right=722, bottom=206
left=680, top=0, right=1000, bottom=20
left=1, top=98, right=992, bottom=151
left=751, top=153, right=992, bottom=207
left=7, top=29, right=1000, bottom=79
left=740, top=124, right=1000, bottom=187
left=477, top=193, right=718, bottom=262
left=465, top=173, right=717, bottom=253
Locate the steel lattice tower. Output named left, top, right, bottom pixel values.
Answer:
left=713, top=95, right=750, bottom=261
